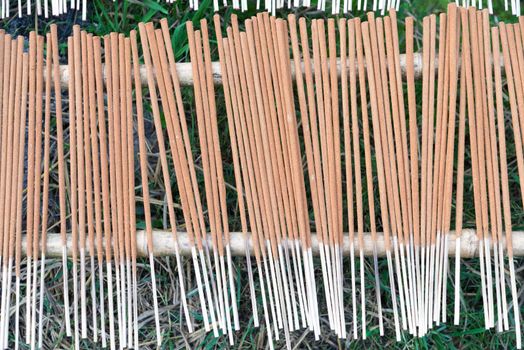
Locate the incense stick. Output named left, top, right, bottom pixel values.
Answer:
left=50, top=24, right=72, bottom=339
left=25, top=33, right=37, bottom=346
left=500, top=21, right=524, bottom=349
left=354, top=17, right=384, bottom=337
left=495, top=23, right=522, bottom=348
left=67, top=34, right=81, bottom=350
left=130, top=29, right=164, bottom=348
left=9, top=39, right=26, bottom=350
left=0, top=34, right=11, bottom=350
left=97, top=35, right=117, bottom=350
left=347, top=17, right=366, bottom=340
left=37, top=33, right=53, bottom=349
left=30, top=35, right=44, bottom=349
left=4, top=37, right=23, bottom=350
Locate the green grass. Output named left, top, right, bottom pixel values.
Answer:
left=2, top=0, right=524, bottom=349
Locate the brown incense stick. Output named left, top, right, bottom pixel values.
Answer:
left=354, top=17, right=383, bottom=336
left=73, top=26, right=89, bottom=340
left=125, top=36, right=139, bottom=349
left=37, top=33, right=53, bottom=348
left=480, top=10, right=504, bottom=330
left=96, top=35, right=115, bottom=350
left=86, top=32, right=105, bottom=346
left=469, top=8, right=494, bottom=328
left=14, top=50, right=28, bottom=350
left=105, top=33, right=125, bottom=348
left=310, top=19, right=336, bottom=332
left=418, top=17, right=430, bottom=334
left=67, top=34, right=81, bottom=350
left=30, top=35, right=44, bottom=347
left=0, top=35, right=11, bottom=348
left=0, top=35, right=9, bottom=308
left=130, top=29, right=163, bottom=345
left=347, top=17, right=366, bottom=339
left=405, top=16, right=422, bottom=334
left=118, top=34, right=131, bottom=347
left=440, top=4, right=460, bottom=325
left=4, top=37, right=23, bottom=350
left=25, top=33, right=37, bottom=345
left=453, top=34, right=467, bottom=326
left=495, top=24, right=522, bottom=348
left=489, top=24, right=509, bottom=332
left=81, top=31, right=99, bottom=342
left=340, top=17, right=357, bottom=340
left=50, top=24, right=71, bottom=337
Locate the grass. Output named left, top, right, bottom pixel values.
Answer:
left=2, top=0, right=524, bottom=348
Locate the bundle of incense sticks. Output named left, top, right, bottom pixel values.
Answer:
left=0, top=3, right=523, bottom=349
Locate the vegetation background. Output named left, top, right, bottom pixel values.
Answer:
left=1, top=0, right=524, bottom=348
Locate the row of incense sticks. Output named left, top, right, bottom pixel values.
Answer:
left=2, top=0, right=520, bottom=22
left=0, top=3, right=522, bottom=349
left=0, top=0, right=87, bottom=20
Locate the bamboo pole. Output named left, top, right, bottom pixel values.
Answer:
left=27, top=229, right=524, bottom=258
left=50, top=52, right=430, bottom=88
